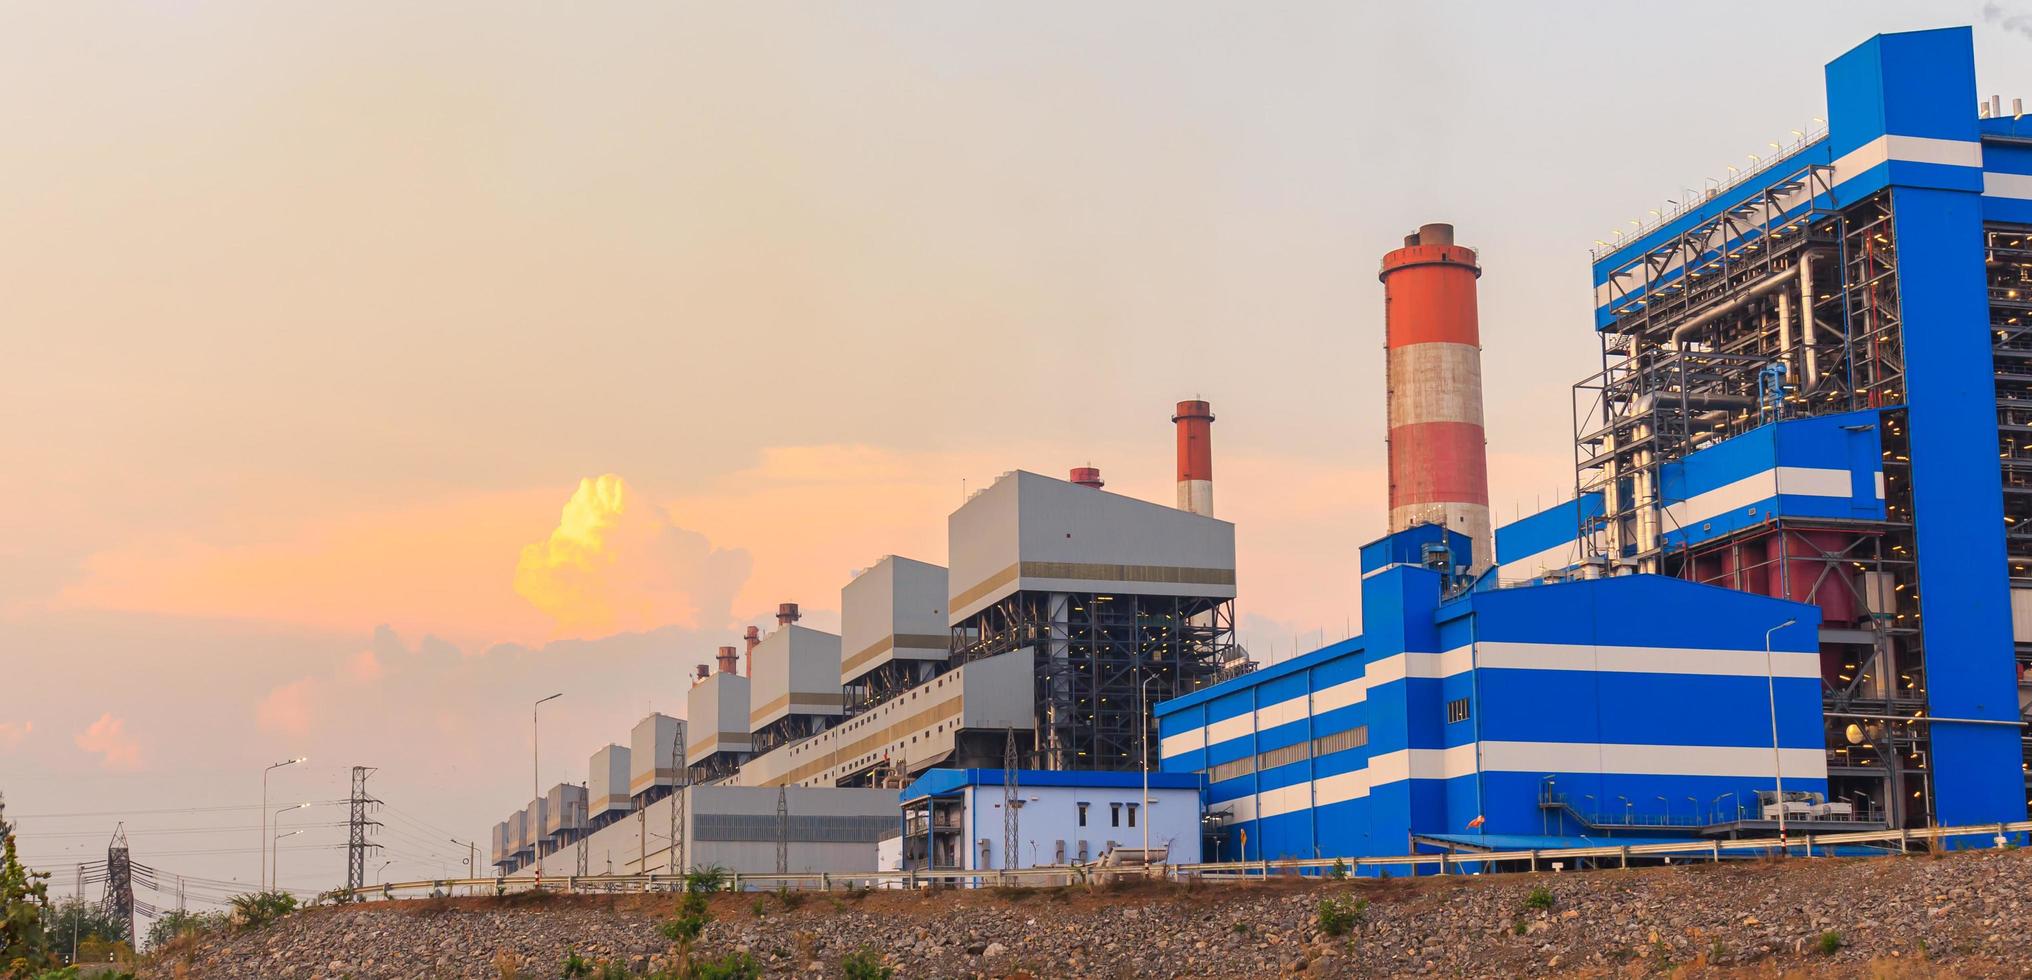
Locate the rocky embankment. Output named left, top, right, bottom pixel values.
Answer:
left=144, top=848, right=2032, bottom=978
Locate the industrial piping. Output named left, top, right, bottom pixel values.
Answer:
left=1173, top=400, right=1215, bottom=517
left=1379, top=223, right=1493, bottom=572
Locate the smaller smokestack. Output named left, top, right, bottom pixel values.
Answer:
left=715, top=646, right=738, bottom=674
left=1173, top=399, right=1215, bottom=517
left=1416, top=222, right=1455, bottom=247
left=743, top=625, right=761, bottom=676
left=776, top=602, right=801, bottom=627
left=694, top=664, right=710, bottom=682
left=1069, top=466, right=1105, bottom=489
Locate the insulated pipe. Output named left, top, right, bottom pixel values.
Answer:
left=1380, top=223, right=1493, bottom=572
left=1800, top=252, right=1820, bottom=389
left=1172, top=400, right=1215, bottom=516
left=1669, top=266, right=1800, bottom=348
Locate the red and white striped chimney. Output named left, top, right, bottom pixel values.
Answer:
left=1379, top=223, right=1492, bottom=571
left=1173, top=399, right=1215, bottom=517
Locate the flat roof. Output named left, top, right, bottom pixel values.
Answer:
left=899, top=767, right=1204, bottom=804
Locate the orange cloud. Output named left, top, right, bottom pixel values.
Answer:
left=0, top=720, right=31, bottom=752
left=75, top=713, right=141, bottom=770
left=53, top=487, right=562, bottom=648
left=513, top=475, right=750, bottom=637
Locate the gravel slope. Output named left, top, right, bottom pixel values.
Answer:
left=144, top=848, right=2032, bottom=978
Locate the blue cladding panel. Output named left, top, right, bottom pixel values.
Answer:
left=1360, top=525, right=1472, bottom=575
left=1495, top=493, right=1603, bottom=564
left=1889, top=183, right=2028, bottom=827
left=1466, top=576, right=1819, bottom=652
left=1825, top=28, right=1978, bottom=157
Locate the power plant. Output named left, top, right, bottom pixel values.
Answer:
left=489, top=25, right=2031, bottom=881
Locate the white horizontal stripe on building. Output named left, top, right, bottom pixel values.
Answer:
left=1220, top=740, right=1828, bottom=827
left=1480, top=741, right=1829, bottom=781
left=1662, top=465, right=1859, bottom=533
left=1986, top=171, right=2032, bottom=201
left=1498, top=537, right=1584, bottom=583
left=1158, top=727, right=1206, bottom=759
left=1475, top=641, right=1820, bottom=678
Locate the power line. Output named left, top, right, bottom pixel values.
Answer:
left=9, top=802, right=347, bottom=819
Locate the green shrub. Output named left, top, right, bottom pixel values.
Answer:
left=561, top=950, right=594, bottom=977
left=1817, top=931, right=1843, bottom=955
left=1316, top=896, right=1365, bottom=937
left=839, top=947, right=894, bottom=980
left=1523, top=886, right=1555, bottom=911
left=661, top=889, right=713, bottom=944
left=774, top=887, right=806, bottom=911
left=227, top=890, right=298, bottom=930
left=1326, top=858, right=1349, bottom=880
left=681, top=951, right=761, bottom=980
left=683, top=866, right=729, bottom=895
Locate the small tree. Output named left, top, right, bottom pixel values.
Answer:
left=1, top=792, right=55, bottom=974
left=144, top=909, right=227, bottom=951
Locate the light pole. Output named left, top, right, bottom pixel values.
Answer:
left=374, top=860, right=393, bottom=885
left=1714, top=792, right=1735, bottom=824
left=270, top=803, right=311, bottom=890
left=533, top=693, right=562, bottom=886
left=272, top=829, right=304, bottom=893
left=450, top=838, right=476, bottom=883
left=260, top=757, right=305, bottom=893
left=1139, top=674, right=1158, bottom=870
left=1765, top=618, right=1796, bottom=851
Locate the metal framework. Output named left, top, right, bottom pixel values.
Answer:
left=1565, top=183, right=2032, bottom=829
left=345, top=766, right=382, bottom=896
left=101, top=825, right=132, bottom=940
left=952, top=591, right=1239, bottom=771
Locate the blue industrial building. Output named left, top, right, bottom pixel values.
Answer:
left=1162, top=25, right=2032, bottom=861
left=1158, top=526, right=1830, bottom=863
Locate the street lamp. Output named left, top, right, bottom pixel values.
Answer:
left=1714, top=792, right=1735, bottom=824
left=272, top=829, right=305, bottom=893
left=1617, top=796, right=1632, bottom=823
left=260, top=757, right=305, bottom=893
left=1765, top=618, right=1797, bottom=850
left=374, top=860, right=393, bottom=885
left=533, top=693, right=562, bottom=886
left=271, top=803, right=312, bottom=890
left=1138, top=673, right=1159, bottom=872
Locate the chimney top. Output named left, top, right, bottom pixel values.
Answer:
left=1069, top=466, right=1105, bottom=489
left=776, top=602, right=801, bottom=626
left=715, top=645, right=738, bottom=674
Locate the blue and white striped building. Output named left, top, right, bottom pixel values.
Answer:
left=1156, top=526, right=1826, bottom=863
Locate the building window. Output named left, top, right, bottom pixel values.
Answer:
left=1311, top=725, right=1368, bottom=757
left=1446, top=697, right=1471, bottom=724
left=1077, top=802, right=1088, bottom=827
left=1208, top=756, right=1256, bottom=783
left=1110, top=803, right=1122, bottom=827
left=1256, top=741, right=1308, bottom=771
left=1127, top=803, right=1138, bottom=828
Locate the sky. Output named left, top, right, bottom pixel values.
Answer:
left=5, top=0, right=2031, bottom=907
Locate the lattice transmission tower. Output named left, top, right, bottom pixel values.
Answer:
left=345, top=766, right=382, bottom=896
left=1002, top=731, right=1020, bottom=871
left=101, top=825, right=133, bottom=940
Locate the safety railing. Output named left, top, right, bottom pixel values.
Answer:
left=339, top=817, right=2032, bottom=903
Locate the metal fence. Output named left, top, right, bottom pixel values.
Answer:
left=336, top=817, right=2032, bottom=903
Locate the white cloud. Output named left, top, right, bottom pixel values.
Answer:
left=256, top=678, right=319, bottom=737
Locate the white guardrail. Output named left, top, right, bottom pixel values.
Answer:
left=333, top=818, right=2032, bottom=902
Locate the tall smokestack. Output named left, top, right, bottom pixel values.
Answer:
left=1379, top=222, right=1492, bottom=572
left=1069, top=466, right=1105, bottom=490
left=715, top=645, right=738, bottom=674
left=743, top=625, right=761, bottom=677
left=775, top=603, right=801, bottom=627
left=1172, top=400, right=1215, bottom=516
